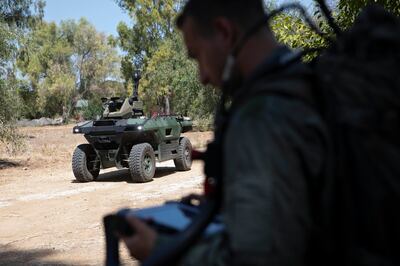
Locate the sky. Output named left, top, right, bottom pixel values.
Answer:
left=44, top=0, right=316, bottom=37
left=44, top=0, right=131, bottom=36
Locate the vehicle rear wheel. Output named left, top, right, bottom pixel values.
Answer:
left=72, top=144, right=100, bottom=182
left=174, top=137, right=192, bottom=171
left=128, top=143, right=155, bottom=183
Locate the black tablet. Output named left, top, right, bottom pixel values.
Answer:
left=117, top=202, right=224, bottom=236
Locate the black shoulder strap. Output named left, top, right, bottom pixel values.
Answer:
left=230, top=63, right=316, bottom=114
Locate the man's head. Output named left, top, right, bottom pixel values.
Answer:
left=177, top=0, right=267, bottom=88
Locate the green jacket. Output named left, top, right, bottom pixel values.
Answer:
left=155, top=47, right=328, bottom=266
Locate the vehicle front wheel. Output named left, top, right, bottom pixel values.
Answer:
left=128, top=143, right=155, bottom=183
left=72, top=144, right=100, bottom=182
left=174, top=137, right=192, bottom=171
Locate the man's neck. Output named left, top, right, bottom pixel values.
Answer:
left=237, top=33, right=278, bottom=79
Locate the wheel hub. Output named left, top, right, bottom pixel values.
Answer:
left=184, top=147, right=191, bottom=163
left=143, top=154, right=153, bottom=174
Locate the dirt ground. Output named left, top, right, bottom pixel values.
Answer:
left=0, top=125, right=213, bottom=265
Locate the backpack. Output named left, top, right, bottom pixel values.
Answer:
left=312, top=5, right=400, bottom=265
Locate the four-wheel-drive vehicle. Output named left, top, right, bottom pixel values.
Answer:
left=72, top=72, right=193, bottom=183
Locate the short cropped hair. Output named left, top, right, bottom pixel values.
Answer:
left=176, top=0, right=266, bottom=36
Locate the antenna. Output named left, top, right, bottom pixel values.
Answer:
left=132, top=70, right=141, bottom=100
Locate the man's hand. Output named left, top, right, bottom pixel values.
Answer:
left=181, top=193, right=206, bottom=205
left=118, top=217, right=158, bottom=261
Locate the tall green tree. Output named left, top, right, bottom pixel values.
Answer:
left=17, top=18, right=121, bottom=119
left=0, top=0, right=44, bottom=153
left=0, top=0, right=44, bottom=28
left=66, top=19, right=121, bottom=97
left=141, top=34, right=219, bottom=118
left=115, top=0, right=220, bottom=120
left=115, top=0, right=182, bottom=86
left=17, top=21, right=73, bottom=117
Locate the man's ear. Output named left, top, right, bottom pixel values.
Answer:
left=212, top=17, right=239, bottom=50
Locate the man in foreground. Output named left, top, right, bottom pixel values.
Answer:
left=120, top=0, right=327, bottom=265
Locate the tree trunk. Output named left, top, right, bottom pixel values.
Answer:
left=62, top=105, right=68, bottom=123
left=164, top=96, right=170, bottom=115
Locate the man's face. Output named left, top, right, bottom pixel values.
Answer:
left=181, top=17, right=230, bottom=88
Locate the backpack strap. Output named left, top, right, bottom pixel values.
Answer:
left=229, top=48, right=315, bottom=112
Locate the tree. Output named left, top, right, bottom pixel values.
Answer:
left=0, top=0, right=44, bottom=28
left=0, top=0, right=44, bottom=153
left=271, top=0, right=400, bottom=51
left=115, top=0, right=217, bottom=118
left=271, top=13, right=327, bottom=52
left=115, top=0, right=182, bottom=87
left=17, top=19, right=121, bottom=119
left=17, top=21, right=74, bottom=117
left=67, top=19, right=121, bottom=97
left=0, top=0, right=44, bottom=84
left=141, top=34, right=219, bottom=120
left=338, top=0, right=400, bottom=29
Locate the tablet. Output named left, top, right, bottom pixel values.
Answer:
left=117, top=202, right=224, bottom=236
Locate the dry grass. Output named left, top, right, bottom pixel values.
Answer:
left=1, top=125, right=89, bottom=169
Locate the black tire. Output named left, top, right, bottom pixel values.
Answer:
left=72, top=144, right=100, bottom=182
left=174, top=137, right=192, bottom=171
left=128, top=143, right=156, bottom=183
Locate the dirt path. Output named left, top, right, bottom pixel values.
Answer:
left=0, top=126, right=211, bottom=265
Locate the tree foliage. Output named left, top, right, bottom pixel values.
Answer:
left=115, top=0, right=218, bottom=121
left=338, top=0, right=400, bottom=28
left=116, top=0, right=180, bottom=65
left=116, top=0, right=183, bottom=86
left=271, top=13, right=327, bottom=52
left=141, top=34, right=219, bottom=118
left=17, top=18, right=121, bottom=119
left=0, top=0, right=44, bottom=153
left=0, top=0, right=45, bottom=28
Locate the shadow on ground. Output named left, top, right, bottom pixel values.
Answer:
left=0, top=245, right=83, bottom=266
left=0, top=159, right=21, bottom=170
left=95, top=169, right=131, bottom=183
left=154, top=167, right=177, bottom=178
left=72, top=166, right=178, bottom=183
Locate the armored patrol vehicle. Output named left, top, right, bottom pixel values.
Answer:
left=72, top=72, right=193, bottom=183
